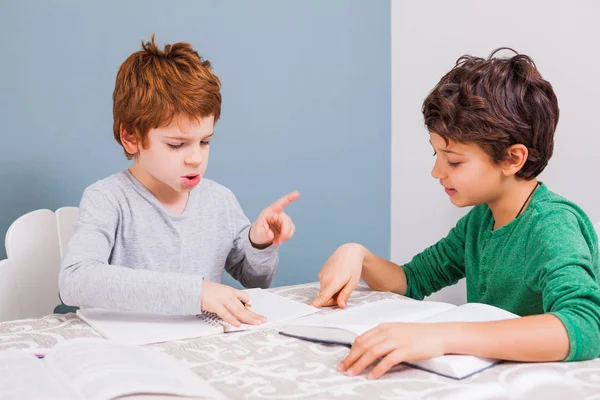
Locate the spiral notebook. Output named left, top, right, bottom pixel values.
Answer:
left=77, top=288, right=318, bottom=345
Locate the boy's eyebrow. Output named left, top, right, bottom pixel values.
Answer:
left=429, top=139, right=462, bottom=155
left=165, top=133, right=214, bottom=140
left=441, top=149, right=461, bottom=154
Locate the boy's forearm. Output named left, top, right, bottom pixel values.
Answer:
left=361, top=248, right=408, bottom=295
left=441, top=314, right=570, bottom=361
left=59, top=260, right=204, bottom=315
left=236, top=251, right=278, bottom=289
left=229, top=231, right=279, bottom=288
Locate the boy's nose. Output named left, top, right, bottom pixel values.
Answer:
left=431, top=162, right=444, bottom=179
left=184, top=150, right=204, bottom=166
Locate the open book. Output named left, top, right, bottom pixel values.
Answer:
left=0, top=338, right=226, bottom=400
left=280, top=297, right=519, bottom=380
left=77, top=288, right=318, bottom=345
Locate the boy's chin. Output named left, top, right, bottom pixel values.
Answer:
left=176, top=184, right=197, bottom=193
left=450, top=196, right=486, bottom=208
left=163, top=181, right=196, bottom=194
left=449, top=196, right=472, bottom=208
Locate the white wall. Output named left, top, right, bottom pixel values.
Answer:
left=391, top=0, right=600, bottom=305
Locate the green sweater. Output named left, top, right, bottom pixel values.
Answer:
left=402, top=183, right=600, bottom=361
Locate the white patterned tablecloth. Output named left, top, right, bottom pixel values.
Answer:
left=1, top=283, right=599, bottom=399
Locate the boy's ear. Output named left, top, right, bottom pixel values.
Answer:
left=501, top=144, right=529, bottom=177
left=120, top=124, right=140, bottom=156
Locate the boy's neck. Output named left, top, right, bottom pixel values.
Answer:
left=128, top=164, right=189, bottom=214
left=488, top=179, right=539, bottom=230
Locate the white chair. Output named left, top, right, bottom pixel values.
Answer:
left=56, top=206, right=79, bottom=259
left=0, top=259, right=23, bottom=322
left=0, top=207, right=79, bottom=322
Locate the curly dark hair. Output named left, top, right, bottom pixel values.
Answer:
left=422, top=48, right=559, bottom=179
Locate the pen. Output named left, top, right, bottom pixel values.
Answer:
left=20, top=348, right=50, bottom=359
left=241, top=301, right=252, bottom=309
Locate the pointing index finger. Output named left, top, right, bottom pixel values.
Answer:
left=268, top=191, right=300, bottom=213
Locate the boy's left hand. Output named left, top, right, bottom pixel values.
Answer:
left=250, top=191, right=299, bottom=247
left=338, top=322, right=450, bottom=380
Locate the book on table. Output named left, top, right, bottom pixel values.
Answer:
left=0, top=338, right=227, bottom=400
left=280, top=297, right=519, bottom=380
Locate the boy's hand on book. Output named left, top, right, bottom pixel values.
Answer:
left=200, top=280, right=267, bottom=328
left=250, top=191, right=299, bottom=247
left=338, top=322, right=448, bottom=380
left=311, top=243, right=365, bottom=308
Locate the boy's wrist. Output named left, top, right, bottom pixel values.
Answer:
left=438, top=323, right=470, bottom=355
left=359, top=245, right=373, bottom=276
left=248, top=227, right=272, bottom=249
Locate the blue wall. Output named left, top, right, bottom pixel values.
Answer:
left=0, top=0, right=390, bottom=288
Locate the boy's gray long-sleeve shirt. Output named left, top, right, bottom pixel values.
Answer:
left=59, top=170, right=278, bottom=315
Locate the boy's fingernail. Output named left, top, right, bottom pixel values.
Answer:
left=337, top=363, right=344, bottom=371
left=345, top=368, right=355, bottom=376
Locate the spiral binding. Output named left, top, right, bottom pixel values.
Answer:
left=195, top=312, right=224, bottom=328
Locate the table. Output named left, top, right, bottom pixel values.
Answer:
left=1, top=283, right=599, bottom=399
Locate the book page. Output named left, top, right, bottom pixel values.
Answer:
left=409, top=303, right=518, bottom=379
left=288, top=298, right=455, bottom=335
left=223, top=288, right=319, bottom=332
left=0, top=350, right=78, bottom=400
left=407, top=354, right=499, bottom=380
left=44, top=338, right=226, bottom=400
left=420, top=302, right=519, bottom=323
left=77, top=309, right=223, bottom=345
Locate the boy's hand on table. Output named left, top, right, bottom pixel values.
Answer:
left=311, top=243, right=365, bottom=308
left=200, top=280, right=266, bottom=327
left=338, top=322, right=450, bottom=380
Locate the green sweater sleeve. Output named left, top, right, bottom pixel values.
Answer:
left=526, top=207, right=600, bottom=361
left=403, top=211, right=470, bottom=300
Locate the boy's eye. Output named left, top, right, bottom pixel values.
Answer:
left=448, top=161, right=461, bottom=168
left=168, top=143, right=185, bottom=149
left=200, top=140, right=211, bottom=146
left=432, top=151, right=437, bottom=156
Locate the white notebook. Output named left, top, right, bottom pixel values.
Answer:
left=280, top=298, right=519, bottom=380
left=77, top=288, right=318, bottom=345
left=0, top=338, right=225, bottom=400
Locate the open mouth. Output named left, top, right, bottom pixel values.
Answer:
left=182, top=174, right=201, bottom=186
